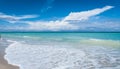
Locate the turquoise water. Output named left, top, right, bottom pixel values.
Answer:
left=1, top=32, right=120, bottom=40
left=1, top=32, right=120, bottom=48
left=1, top=32, right=120, bottom=69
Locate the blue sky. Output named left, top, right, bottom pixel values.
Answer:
left=0, top=0, right=120, bottom=32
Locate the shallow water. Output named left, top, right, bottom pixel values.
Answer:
left=1, top=33, right=120, bottom=69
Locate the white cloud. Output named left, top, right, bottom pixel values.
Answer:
left=64, top=6, right=114, bottom=21
left=28, top=20, right=78, bottom=31
left=26, top=6, right=114, bottom=31
left=0, top=12, right=39, bottom=23
left=1, top=6, right=116, bottom=31
left=73, top=21, right=120, bottom=31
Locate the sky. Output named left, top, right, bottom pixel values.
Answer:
left=0, top=0, right=120, bottom=32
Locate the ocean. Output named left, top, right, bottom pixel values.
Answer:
left=1, top=32, right=120, bottom=69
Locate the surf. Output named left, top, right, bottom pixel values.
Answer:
left=4, top=40, right=120, bottom=69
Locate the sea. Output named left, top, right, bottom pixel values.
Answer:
left=0, top=32, right=120, bottom=69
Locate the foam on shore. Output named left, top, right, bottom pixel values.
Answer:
left=4, top=41, right=120, bottom=69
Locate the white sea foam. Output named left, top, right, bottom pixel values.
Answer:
left=7, top=39, right=17, bottom=43
left=5, top=41, right=120, bottom=69
left=23, top=36, right=30, bottom=38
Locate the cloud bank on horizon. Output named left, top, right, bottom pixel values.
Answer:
left=0, top=1, right=120, bottom=32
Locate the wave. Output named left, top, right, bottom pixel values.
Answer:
left=80, top=38, right=120, bottom=48
left=4, top=41, right=120, bottom=69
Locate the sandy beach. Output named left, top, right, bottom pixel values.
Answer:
left=0, top=40, right=19, bottom=69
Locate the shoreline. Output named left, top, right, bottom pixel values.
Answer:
left=0, top=39, right=19, bottom=69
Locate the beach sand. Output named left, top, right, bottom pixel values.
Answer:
left=0, top=40, right=19, bottom=69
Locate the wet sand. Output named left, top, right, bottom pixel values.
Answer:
left=0, top=40, right=19, bottom=69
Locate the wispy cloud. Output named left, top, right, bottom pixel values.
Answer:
left=64, top=6, right=114, bottom=21
left=41, top=0, right=55, bottom=13
left=0, top=12, right=39, bottom=23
